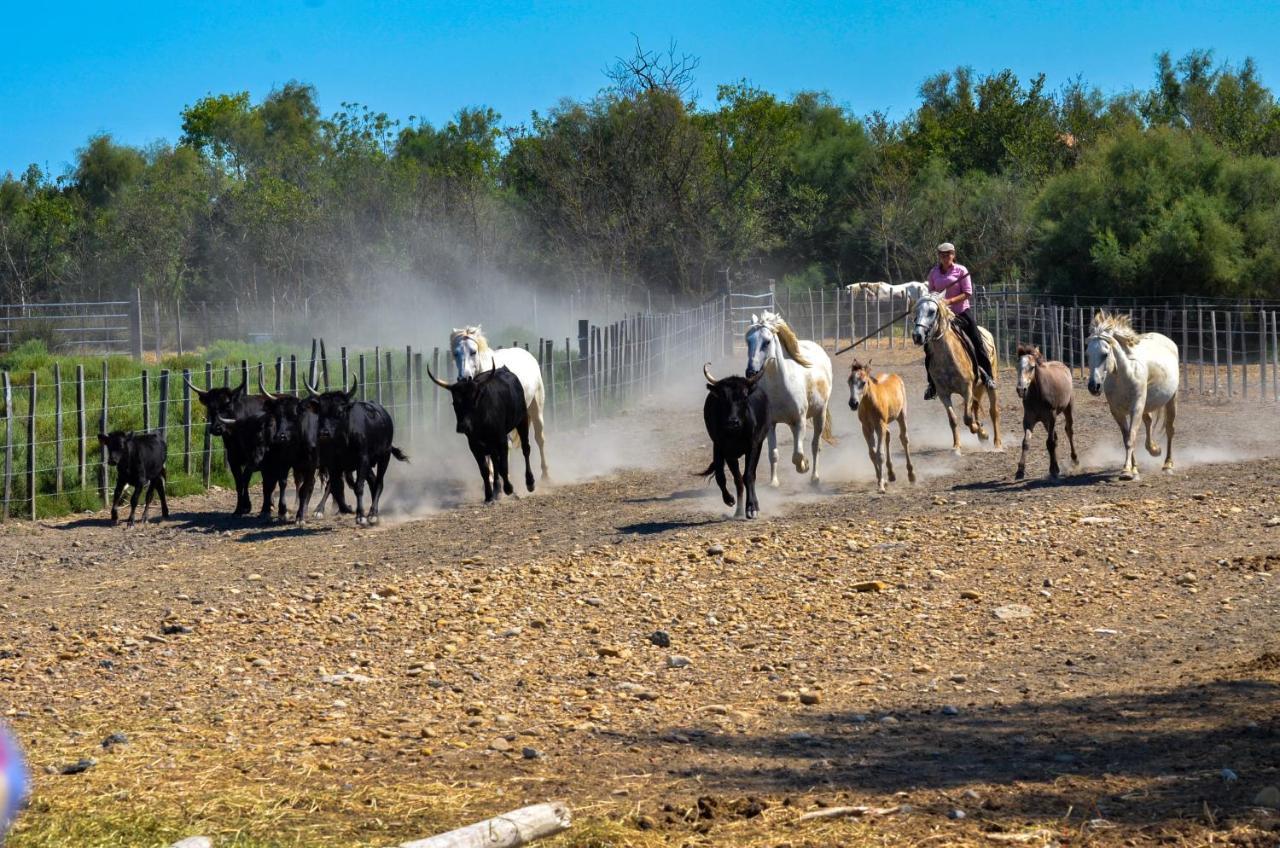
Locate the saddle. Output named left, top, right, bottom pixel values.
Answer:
left=948, top=320, right=986, bottom=377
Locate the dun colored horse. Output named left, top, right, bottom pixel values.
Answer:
left=847, top=360, right=915, bottom=493
left=1014, top=343, right=1079, bottom=480
left=910, top=293, right=1003, bottom=454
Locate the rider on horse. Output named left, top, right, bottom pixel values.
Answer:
left=923, top=242, right=997, bottom=400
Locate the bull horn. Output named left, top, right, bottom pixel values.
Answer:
left=746, top=367, right=765, bottom=385
left=217, top=416, right=237, bottom=426
left=702, top=363, right=718, bottom=385
left=183, top=376, right=207, bottom=398
left=304, top=376, right=320, bottom=396
left=345, top=376, right=358, bottom=401
left=426, top=364, right=453, bottom=390
left=474, top=361, right=498, bottom=384
left=258, top=372, right=278, bottom=400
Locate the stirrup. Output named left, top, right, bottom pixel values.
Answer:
left=980, top=370, right=996, bottom=389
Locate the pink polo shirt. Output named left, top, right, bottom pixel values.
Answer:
left=927, top=263, right=972, bottom=314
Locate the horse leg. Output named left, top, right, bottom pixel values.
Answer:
left=882, top=422, right=896, bottom=485
left=1162, top=395, right=1177, bottom=473
left=530, top=395, right=550, bottom=481
left=1064, top=403, right=1080, bottom=469
left=1046, top=415, right=1060, bottom=479
left=862, top=420, right=880, bottom=491
left=987, top=382, right=1003, bottom=450
left=808, top=409, right=824, bottom=485
left=768, top=425, right=780, bottom=487
left=744, top=439, right=762, bottom=519
left=727, top=456, right=745, bottom=519
left=970, top=385, right=989, bottom=441
left=791, top=421, right=809, bottom=475
left=897, top=412, right=916, bottom=484
left=941, top=395, right=962, bottom=455
left=1143, top=411, right=1162, bottom=456
left=1016, top=411, right=1033, bottom=480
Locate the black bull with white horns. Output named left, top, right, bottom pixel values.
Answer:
left=428, top=362, right=534, bottom=504
left=185, top=372, right=408, bottom=525
left=698, top=364, right=769, bottom=519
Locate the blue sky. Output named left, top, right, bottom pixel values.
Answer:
left=2, top=0, right=1276, bottom=177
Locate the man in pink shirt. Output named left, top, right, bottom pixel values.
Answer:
left=924, top=242, right=995, bottom=399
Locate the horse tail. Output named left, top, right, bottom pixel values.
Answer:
left=696, top=459, right=718, bottom=478
left=821, top=406, right=837, bottom=445
left=390, top=446, right=410, bottom=463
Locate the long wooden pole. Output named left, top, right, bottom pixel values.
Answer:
left=27, top=372, right=36, bottom=519
left=2, top=371, right=11, bottom=520
left=834, top=307, right=915, bottom=357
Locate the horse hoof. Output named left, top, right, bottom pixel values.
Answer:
left=952, top=448, right=963, bottom=457
left=907, top=472, right=917, bottom=484
left=1015, top=468, right=1026, bottom=480
left=1148, top=447, right=1162, bottom=457
left=1162, top=463, right=1174, bottom=474
left=769, top=478, right=780, bottom=488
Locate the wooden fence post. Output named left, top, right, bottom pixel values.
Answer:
left=158, top=370, right=170, bottom=444
left=289, top=355, right=298, bottom=395
left=340, top=347, right=349, bottom=389
left=1262, top=310, right=1269, bottom=403
left=76, top=365, right=86, bottom=490
left=374, top=347, right=383, bottom=405
left=129, top=287, right=144, bottom=362
left=1211, top=311, right=1220, bottom=396
left=53, top=362, right=63, bottom=495
left=27, top=372, right=36, bottom=519
left=182, top=369, right=193, bottom=475
left=275, top=357, right=284, bottom=393
left=359, top=353, right=368, bottom=401
left=405, top=346, right=414, bottom=445
left=384, top=350, right=395, bottom=416
left=1226, top=311, right=1234, bottom=397
left=1272, top=310, right=1279, bottom=402
left=1198, top=308, right=1204, bottom=395
left=413, top=351, right=424, bottom=436
left=430, top=347, right=439, bottom=431
left=2, top=371, right=11, bottom=520
left=100, top=361, right=109, bottom=505
left=566, top=337, right=576, bottom=424
left=141, top=369, right=151, bottom=432
left=1243, top=310, right=1249, bottom=400
left=320, top=338, right=331, bottom=390
left=202, top=362, right=213, bottom=487
left=153, top=298, right=162, bottom=362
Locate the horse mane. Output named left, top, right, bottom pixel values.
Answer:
left=759, top=312, right=813, bottom=367
left=1090, top=311, right=1140, bottom=349
left=450, top=325, right=490, bottom=353
left=1015, top=342, right=1043, bottom=363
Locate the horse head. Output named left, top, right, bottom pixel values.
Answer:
left=1015, top=343, right=1042, bottom=399
left=745, top=313, right=781, bottom=378
left=847, top=358, right=874, bottom=410
left=911, top=294, right=946, bottom=346
left=450, top=326, right=487, bottom=380
left=1085, top=332, right=1114, bottom=396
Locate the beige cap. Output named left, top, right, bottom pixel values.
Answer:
left=937, top=242, right=955, bottom=253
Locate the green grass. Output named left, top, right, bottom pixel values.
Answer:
left=0, top=339, right=427, bottom=520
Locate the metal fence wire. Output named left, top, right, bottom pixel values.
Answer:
left=0, top=298, right=728, bottom=520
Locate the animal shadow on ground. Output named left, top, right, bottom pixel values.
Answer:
left=951, top=470, right=1113, bottom=492
left=625, top=488, right=716, bottom=504
left=637, top=678, right=1280, bottom=827
left=617, top=518, right=723, bottom=536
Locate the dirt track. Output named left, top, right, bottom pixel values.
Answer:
left=2, top=347, right=1280, bottom=847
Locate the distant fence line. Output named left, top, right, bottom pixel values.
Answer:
left=0, top=299, right=726, bottom=520
left=761, top=285, right=1280, bottom=403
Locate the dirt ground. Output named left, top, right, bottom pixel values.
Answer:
left=2, top=345, right=1280, bottom=847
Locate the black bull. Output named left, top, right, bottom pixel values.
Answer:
left=698, top=364, right=769, bottom=519
left=429, top=363, right=534, bottom=504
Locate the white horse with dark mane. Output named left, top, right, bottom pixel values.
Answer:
left=1086, top=311, right=1179, bottom=480
left=745, top=311, right=835, bottom=486
left=450, top=326, right=549, bottom=480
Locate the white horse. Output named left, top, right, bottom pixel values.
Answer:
left=1086, top=311, right=1179, bottom=480
left=451, top=326, right=549, bottom=480
left=745, top=311, right=835, bottom=486
left=846, top=281, right=929, bottom=302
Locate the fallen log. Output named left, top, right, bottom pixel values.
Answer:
left=793, top=804, right=900, bottom=823
left=396, top=801, right=572, bottom=848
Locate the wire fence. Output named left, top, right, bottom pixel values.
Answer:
left=769, top=285, right=1280, bottom=404
left=0, top=298, right=727, bottom=520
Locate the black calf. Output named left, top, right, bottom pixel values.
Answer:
left=99, top=431, right=169, bottom=527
